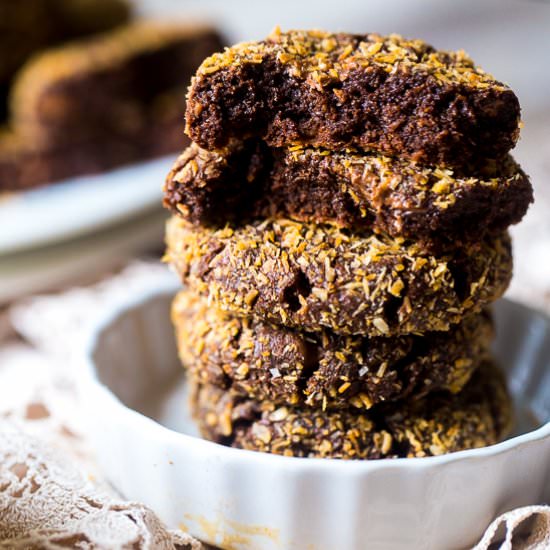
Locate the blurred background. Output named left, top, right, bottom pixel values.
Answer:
left=1, top=0, right=549, bottom=311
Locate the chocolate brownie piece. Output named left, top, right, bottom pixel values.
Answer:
left=172, top=289, right=492, bottom=410
left=164, top=142, right=532, bottom=247
left=189, top=359, right=512, bottom=459
left=0, top=117, right=189, bottom=192
left=9, top=21, right=224, bottom=148
left=0, top=21, right=223, bottom=191
left=0, top=0, right=130, bottom=88
left=50, top=0, right=131, bottom=38
left=0, top=1, right=56, bottom=91
left=165, top=216, right=512, bottom=336
left=185, top=29, right=520, bottom=168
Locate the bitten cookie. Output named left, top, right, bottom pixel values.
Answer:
left=173, top=289, right=492, bottom=409
left=185, top=29, right=520, bottom=168
left=190, top=359, right=512, bottom=459
left=165, top=216, right=512, bottom=336
left=164, top=141, right=532, bottom=247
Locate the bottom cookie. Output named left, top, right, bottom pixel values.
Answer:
left=190, top=360, right=512, bottom=459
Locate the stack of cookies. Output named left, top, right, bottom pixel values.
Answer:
left=163, top=30, right=533, bottom=459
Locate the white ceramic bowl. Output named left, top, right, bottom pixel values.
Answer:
left=80, top=283, right=550, bottom=550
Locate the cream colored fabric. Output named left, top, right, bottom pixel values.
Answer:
left=0, top=424, right=202, bottom=550
left=0, top=342, right=202, bottom=550
left=0, top=264, right=202, bottom=549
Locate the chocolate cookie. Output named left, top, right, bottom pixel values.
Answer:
left=173, top=289, right=492, bottom=409
left=165, top=217, right=512, bottom=336
left=163, top=142, right=532, bottom=247
left=185, top=29, right=520, bottom=168
left=9, top=21, right=223, bottom=148
left=0, top=116, right=187, bottom=191
left=0, top=21, right=223, bottom=191
left=189, top=359, right=512, bottom=459
left=0, top=0, right=130, bottom=88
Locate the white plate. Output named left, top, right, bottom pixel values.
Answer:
left=80, top=286, right=550, bottom=550
left=0, top=155, right=174, bottom=256
left=0, top=209, right=166, bottom=304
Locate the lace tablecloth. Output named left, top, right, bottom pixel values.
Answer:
left=0, top=264, right=208, bottom=549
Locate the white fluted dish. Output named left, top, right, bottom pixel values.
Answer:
left=80, top=282, right=550, bottom=550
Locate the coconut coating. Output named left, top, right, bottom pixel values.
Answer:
left=189, top=359, right=512, bottom=459
left=165, top=216, right=512, bottom=337
left=185, top=29, right=520, bottom=168
left=172, top=289, right=493, bottom=410
left=163, top=141, right=532, bottom=249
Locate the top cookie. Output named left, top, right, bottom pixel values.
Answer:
left=186, top=29, right=520, bottom=168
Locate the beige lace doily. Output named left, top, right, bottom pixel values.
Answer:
left=0, top=423, right=202, bottom=550
left=0, top=264, right=205, bottom=549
